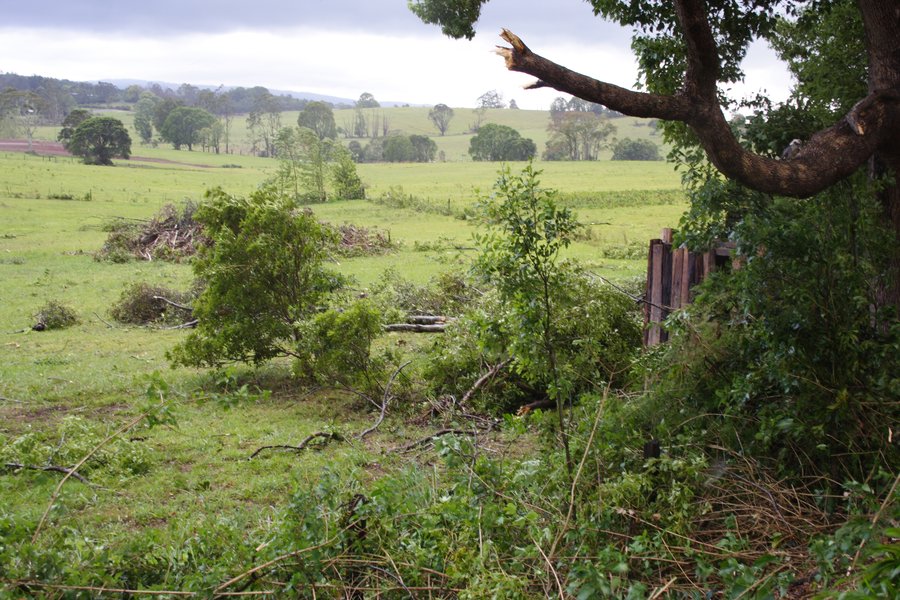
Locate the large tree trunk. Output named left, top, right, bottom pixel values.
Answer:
left=859, top=0, right=900, bottom=310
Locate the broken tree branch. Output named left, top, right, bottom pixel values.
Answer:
left=391, top=429, right=482, bottom=453
left=152, top=295, right=193, bottom=312
left=3, top=462, right=91, bottom=484
left=383, top=323, right=446, bottom=333
left=249, top=431, right=343, bottom=459
left=358, top=361, right=412, bottom=439
left=494, top=21, right=894, bottom=199
left=460, top=358, right=510, bottom=408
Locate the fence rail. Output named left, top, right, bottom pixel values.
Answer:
left=643, top=228, right=736, bottom=346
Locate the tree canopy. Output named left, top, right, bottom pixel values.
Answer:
left=468, top=123, right=536, bottom=161
left=297, top=101, right=337, bottom=140
left=160, top=106, right=217, bottom=151
left=428, top=103, right=454, bottom=135
left=67, top=116, right=131, bottom=165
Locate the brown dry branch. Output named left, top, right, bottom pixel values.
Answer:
left=357, top=360, right=412, bottom=439
left=3, top=462, right=91, bottom=484
left=249, top=431, right=343, bottom=459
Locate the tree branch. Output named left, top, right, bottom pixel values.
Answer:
left=495, top=10, right=899, bottom=199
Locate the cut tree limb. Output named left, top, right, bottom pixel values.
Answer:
left=494, top=16, right=898, bottom=199
left=460, top=358, right=510, bottom=408
left=358, top=361, right=412, bottom=439
left=3, top=462, right=91, bottom=484
left=249, top=431, right=343, bottom=459
left=383, top=323, right=446, bottom=333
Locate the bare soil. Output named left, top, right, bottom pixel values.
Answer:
left=0, top=139, right=215, bottom=168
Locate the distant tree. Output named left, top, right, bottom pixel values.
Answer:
left=297, top=127, right=332, bottom=202
left=298, top=101, right=337, bottom=140
left=132, top=93, right=159, bottom=144
left=160, top=106, right=217, bottom=151
left=428, top=103, right=455, bottom=135
left=152, top=97, right=183, bottom=132
left=347, top=140, right=364, bottom=162
left=352, top=109, right=368, bottom=138
left=123, top=84, right=144, bottom=103
left=544, top=111, right=616, bottom=161
left=247, top=91, right=282, bottom=157
left=177, top=83, right=200, bottom=105
left=356, top=92, right=380, bottom=109
left=409, top=134, right=437, bottom=162
left=0, top=90, right=45, bottom=152
left=470, top=106, right=488, bottom=132
left=383, top=135, right=416, bottom=162
left=477, top=89, right=506, bottom=109
left=469, top=123, right=536, bottom=161
left=331, top=146, right=365, bottom=199
left=362, top=138, right=384, bottom=162
left=508, top=99, right=519, bottom=109
left=68, top=116, right=131, bottom=165
left=200, top=121, right=225, bottom=154
left=611, top=138, right=661, bottom=161
left=57, top=108, right=92, bottom=145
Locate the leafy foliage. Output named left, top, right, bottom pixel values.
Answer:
left=169, top=187, right=345, bottom=368
left=611, top=138, right=661, bottom=161
left=67, top=116, right=131, bottom=165
left=33, top=300, right=79, bottom=330
left=109, top=282, right=195, bottom=325
left=650, top=178, right=899, bottom=482
left=468, top=123, right=536, bottom=161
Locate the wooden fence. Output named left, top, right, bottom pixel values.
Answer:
left=643, top=228, right=737, bottom=346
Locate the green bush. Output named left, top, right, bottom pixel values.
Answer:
left=109, top=282, right=195, bottom=325
left=293, top=300, right=386, bottom=392
left=33, top=300, right=79, bottom=330
left=646, top=179, right=899, bottom=483
left=169, top=186, right=345, bottom=368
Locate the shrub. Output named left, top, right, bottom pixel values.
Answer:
left=33, top=300, right=79, bottom=330
left=109, top=282, right=195, bottom=325
left=169, top=186, right=345, bottom=368
left=293, top=300, right=386, bottom=392
left=611, top=137, right=661, bottom=160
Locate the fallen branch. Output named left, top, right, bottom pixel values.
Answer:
left=3, top=462, right=91, bottom=485
left=92, top=311, right=116, bottom=328
left=358, top=361, right=412, bottom=439
left=249, top=431, right=343, bottom=459
left=391, top=428, right=481, bottom=453
left=460, top=358, right=510, bottom=408
left=152, top=295, right=193, bottom=312
left=407, top=315, right=450, bottom=324
left=383, top=323, right=446, bottom=333
left=162, top=319, right=199, bottom=330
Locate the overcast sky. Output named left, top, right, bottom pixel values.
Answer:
left=0, top=0, right=791, bottom=110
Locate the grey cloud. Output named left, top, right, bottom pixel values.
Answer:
left=5, top=0, right=630, bottom=45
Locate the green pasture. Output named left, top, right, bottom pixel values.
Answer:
left=0, top=139, right=685, bottom=581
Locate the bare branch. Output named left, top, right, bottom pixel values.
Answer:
left=3, top=462, right=91, bottom=485
left=249, top=431, right=343, bottom=459
left=358, top=361, right=412, bottom=439
left=494, top=11, right=899, bottom=199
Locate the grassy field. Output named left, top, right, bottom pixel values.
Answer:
left=0, top=125, right=686, bottom=592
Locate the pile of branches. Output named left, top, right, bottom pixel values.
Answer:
left=331, top=223, right=396, bottom=257
left=96, top=202, right=207, bottom=263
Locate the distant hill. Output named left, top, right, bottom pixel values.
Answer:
left=105, top=80, right=416, bottom=108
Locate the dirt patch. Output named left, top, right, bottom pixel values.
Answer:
left=0, top=139, right=71, bottom=156
left=0, top=139, right=216, bottom=168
